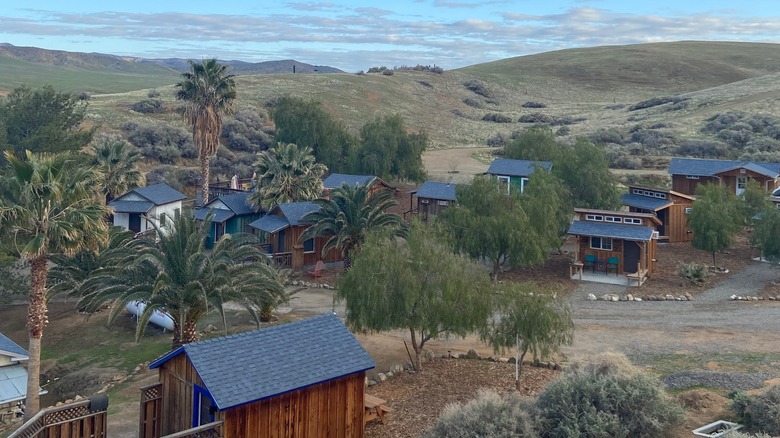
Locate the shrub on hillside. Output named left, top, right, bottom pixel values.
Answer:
left=555, top=126, right=570, bottom=136
left=77, top=91, right=91, bottom=101
left=536, top=353, right=684, bottom=438
left=382, top=69, right=394, bottom=76
left=464, top=79, right=491, bottom=98
left=146, top=165, right=198, bottom=192
left=451, top=109, right=468, bottom=118
left=550, top=116, right=586, bottom=126
left=417, top=80, right=433, bottom=88
left=628, top=96, right=689, bottom=111
left=522, top=101, right=546, bottom=108
left=731, top=386, right=780, bottom=435
left=123, top=121, right=195, bottom=163
left=677, top=140, right=728, bottom=158
left=483, top=113, right=513, bottom=123
left=677, top=262, right=708, bottom=285
left=591, top=128, right=627, bottom=145
left=423, top=390, right=538, bottom=438
left=486, top=132, right=507, bottom=147
left=518, top=113, right=553, bottom=124
left=221, top=109, right=273, bottom=153
left=131, top=98, right=165, bottom=114
left=463, top=98, right=483, bottom=108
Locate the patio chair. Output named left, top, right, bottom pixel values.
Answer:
left=606, top=257, right=619, bottom=276
left=584, top=254, right=597, bottom=273
left=307, top=260, right=324, bottom=278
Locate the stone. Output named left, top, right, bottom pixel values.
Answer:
left=133, top=365, right=141, bottom=373
left=751, top=296, right=759, bottom=301
left=678, top=295, right=687, bottom=301
left=587, top=293, right=597, bottom=301
left=730, top=294, right=737, bottom=300
left=665, top=294, right=675, bottom=301
left=206, top=324, right=218, bottom=332
left=769, top=296, right=776, bottom=301
left=498, top=357, right=509, bottom=363
left=465, top=349, right=481, bottom=360
left=386, top=372, right=393, bottom=378
left=74, top=395, right=83, bottom=401
left=368, top=379, right=376, bottom=386
left=425, top=349, right=436, bottom=361
left=507, top=357, right=517, bottom=364
left=619, top=295, right=627, bottom=301
left=626, top=294, right=634, bottom=301
left=291, top=280, right=299, bottom=286
left=393, top=363, right=404, bottom=373
left=610, top=295, right=619, bottom=302
left=634, top=297, right=642, bottom=302
left=377, top=373, right=387, bottom=382
left=685, top=292, right=694, bottom=301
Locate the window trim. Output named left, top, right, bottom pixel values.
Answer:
left=586, top=214, right=604, bottom=221
left=303, top=237, right=315, bottom=254
left=623, top=217, right=642, bottom=225
left=590, top=236, right=613, bottom=251
left=605, top=216, right=622, bottom=223
left=497, top=175, right=511, bottom=194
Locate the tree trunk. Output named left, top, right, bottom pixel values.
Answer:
left=343, top=249, right=352, bottom=272
left=260, top=303, right=273, bottom=322
left=25, top=256, right=48, bottom=420
left=200, top=154, right=211, bottom=206
left=712, top=251, right=716, bottom=268
left=515, top=350, right=527, bottom=391
left=492, top=258, right=501, bottom=282
left=172, top=320, right=182, bottom=349
left=410, top=329, right=422, bottom=371
left=181, top=320, right=199, bottom=345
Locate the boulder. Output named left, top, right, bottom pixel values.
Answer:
left=465, top=349, right=481, bottom=360
left=587, top=293, right=597, bottom=301
left=626, top=294, right=634, bottom=301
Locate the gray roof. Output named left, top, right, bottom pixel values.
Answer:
left=194, top=208, right=235, bottom=224
left=568, top=221, right=655, bottom=241
left=323, top=173, right=376, bottom=189
left=213, top=193, right=256, bottom=216
left=0, top=333, right=27, bottom=358
left=621, top=194, right=672, bottom=211
left=277, top=201, right=321, bottom=226
left=108, top=200, right=154, bottom=214
left=669, top=158, right=780, bottom=178
left=248, top=214, right=289, bottom=233
left=486, top=158, right=553, bottom=177
left=0, top=365, right=28, bottom=404
left=149, top=314, right=374, bottom=410
left=133, top=183, right=187, bottom=205
left=415, top=181, right=457, bottom=201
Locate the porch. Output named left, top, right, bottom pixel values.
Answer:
left=569, top=268, right=647, bottom=286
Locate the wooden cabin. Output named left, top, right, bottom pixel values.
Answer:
left=621, top=185, right=694, bottom=243
left=485, top=158, right=552, bottom=194
left=0, top=333, right=32, bottom=422
left=410, top=181, right=457, bottom=222
left=322, top=173, right=392, bottom=196
left=568, top=209, right=659, bottom=282
left=248, top=201, right=341, bottom=269
left=108, top=183, right=186, bottom=234
left=194, top=193, right=263, bottom=248
left=669, top=158, right=780, bottom=196
left=141, top=314, right=375, bottom=438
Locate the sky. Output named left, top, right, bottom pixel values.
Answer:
left=2, top=1, right=780, bottom=72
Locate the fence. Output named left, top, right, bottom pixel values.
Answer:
left=8, top=396, right=108, bottom=438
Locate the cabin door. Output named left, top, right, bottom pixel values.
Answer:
left=736, top=176, right=747, bottom=196
left=623, top=241, right=640, bottom=274
left=193, top=385, right=215, bottom=427
left=128, top=214, right=142, bottom=233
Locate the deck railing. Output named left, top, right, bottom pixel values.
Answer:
left=139, top=383, right=163, bottom=438
left=271, top=252, right=292, bottom=268
left=160, top=421, right=223, bottom=438
left=8, top=396, right=108, bottom=438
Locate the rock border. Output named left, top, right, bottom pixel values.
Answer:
left=587, top=292, right=694, bottom=302
left=729, top=294, right=780, bottom=301
left=289, top=280, right=335, bottom=289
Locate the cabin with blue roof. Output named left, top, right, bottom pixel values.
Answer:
left=322, top=173, right=392, bottom=195
left=194, top=193, right=262, bottom=247
left=621, top=185, right=695, bottom=243
left=567, top=208, right=659, bottom=285
left=669, top=157, right=780, bottom=196
left=248, top=201, right=341, bottom=269
left=139, top=314, right=374, bottom=438
left=0, top=332, right=35, bottom=420
left=410, top=181, right=457, bottom=222
left=485, top=158, right=553, bottom=194
left=109, top=183, right=186, bottom=234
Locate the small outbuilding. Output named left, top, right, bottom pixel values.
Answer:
left=194, top=192, right=262, bottom=247
left=140, top=314, right=375, bottom=438
left=669, top=157, right=780, bottom=196
left=485, top=158, right=553, bottom=194
left=409, top=181, right=457, bottom=222
left=322, top=173, right=392, bottom=195
left=108, top=183, right=186, bottom=234
left=621, top=185, right=694, bottom=243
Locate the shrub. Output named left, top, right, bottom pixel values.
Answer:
left=77, top=91, right=91, bottom=101
left=382, top=69, right=394, bottom=76
left=486, top=132, right=507, bottom=147
left=550, top=116, right=586, bottom=126
left=221, top=109, right=273, bottom=152
left=628, top=96, right=689, bottom=111
left=464, top=79, right=491, bottom=98
left=536, top=353, right=683, bottom=438
left=518, top=113, right=552, bottom=124
left=678, top=140, right=729, bottom=158
left=463, top=98, right=483, bottom=108
left=522, top=101, right=546, bottom=108
left=555, top=126, right=570, bottom=136
left=612, top=154, right=642, bottom=169
left=423, top=390, right=538, bottom=438
left=131, top=98, right=165, bottom=114
left=451, top=109, right=468, bottom=118
left=731, top=386, right=780, bottom=435
left=417, top=80, right=433, bottom=88
left=147, top=89, right=161, bottom=98
left=677, top=262, right=708, bottom=285
left=590, top=128, right=626, bottom=145
left=125, top=121, right=195, bottom=163
left=482, top=113, right=513, bottom=123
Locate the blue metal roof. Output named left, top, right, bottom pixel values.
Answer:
left=415, top=181, right=457, bottom=201
left=0, top=365, right=28, bottom=404
left=277, top=201, right=321, bottom=226
left=108, top=200, right=154, bottom=214
left=149, top=314, right=374, bottom=411
left=486, top=158, right=553, bottom=177
left=194, top=208, right=235, bottom=224
left=132, top=183, right=187, bottom=205
left=621, top=194, right=672, bottom=211
left=0, top=333, right=27, bottom=358
left=323, top=173, right=376, bottom=189
left=568, top=221, right=655, bottom=241
left=669, top=158, right=780, bottom=178
left=213, top=193, right=256, bottom=216
left=248, top=214, right=289, bottom=233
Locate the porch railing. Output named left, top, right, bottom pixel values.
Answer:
left=160, top=421, right=223, bottom=438
left=9, top=396, right=108, bottom=438
left=139, top=383, right=163, bottom=438
left=271, top=252, right=292, bottom=268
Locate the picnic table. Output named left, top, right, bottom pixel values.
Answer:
left=364, top=394, right=393, bottom=425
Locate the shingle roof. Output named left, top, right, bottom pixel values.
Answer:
left=0, top=333, right=27, bottom=358
left=133, top=183, right=187, bottom=205
left=621, top=194, right=672, bottom=211
left=323, top=173, right=377, bottom=189
left=107, top=200, right=154, bottom=214
left=0, top=365, right=28, bottom=404
left=248, top=214, right=289, bottom=233
left=214, top=193, right=256, bottom=216
left=194, top=208, right=235, bottom=224
left=669, top=158, right=780, bottom=178
left=568, top=221, right=655, bottom=241
left=486, top=158, right=553, bottom=177
left=414, top=181, right=457, bottom=201
left=277, top=201, right=321, bottom=226
left=149, top=314, right=374, bottom=410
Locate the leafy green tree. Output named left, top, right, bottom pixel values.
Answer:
left=271, top=96, right=355, bottom=173
left=0, top=85, right=93, bottom=155
left=504, top=125, right=563, bottom=163
left=554, top=138, right=621, bottom=209
left=249, top=142, right=327, bottom=211
left=176, top=59, right=237, bottom=205
left=440, top=175, right=560, bottom=280
left=357, top=114, right=427, bottom=181
left=752, top=205, right=780, bottom=261
left=482, top=283, right=573, bottom=390
left=338, top=223, right=493, bottom=370
left=521, top=168, right=573, bottom=249
left=0, top=151, right=110, bottom=419
left=300, top=181, right=404, bottom=270
left=740, top=179, right=770, bottom=224
left=78, top=213, right=287, bottom=348
left=688, top=183, right=743, bottom=266
left=89, top=135, right=142, bottom=204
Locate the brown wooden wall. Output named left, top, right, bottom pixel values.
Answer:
left=267, top=225, right=341, bottom=269
left=417, top=198, right=450, bottom=222
left=664, top=203, right=693, bottom=243
left=578, top=236, right=656, bottom=274
left=158, top=354, right=205, bottom=436
left=221, top=372, right=365, bottom=438
left=671, top=175, right=717, bottom=195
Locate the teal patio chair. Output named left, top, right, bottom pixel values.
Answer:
left=584, top=254, right=597, bottom=273
left=606, top=257, right=619, bottom=276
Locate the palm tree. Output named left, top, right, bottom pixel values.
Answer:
left=301, top=181, right=404, bottom=270
left=176, top=59, right=236, bottom=205
left=0, top=151, right=109, bottom=419
left=89, top=135, right=142, bottom=204
left=78, top=213, right=287, bottom=348
left=249, top=142, right=328, bottom=211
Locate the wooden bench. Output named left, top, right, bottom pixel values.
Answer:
left=627, top=269, right=648, bottom=286
left=364, top=394, right=393, bottom=425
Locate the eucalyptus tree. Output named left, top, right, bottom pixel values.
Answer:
left=249, top=142, right=327, bottom=211
left=0, top=151, right=109, bottom=419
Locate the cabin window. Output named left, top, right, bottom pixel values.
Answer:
left=654, top=192, right=666, bottom=199
left=420, top=199, right=430, bottom=204
left=623, top=218, right=642, bottom=225
left=303, top=238, right=315, bottom=254
left=605, top=216, right=622, bottom=223
left=159, top=212, right=167, bottom=227
left=685, top=207, right=693, bottom=214
left=497, top=176, right=511, bottom=194
left=519, top=177, right=529, bottom=193
left=686, top=175, right=700, bottom=179
left=437, top=200, right=449, bottom=206
left=585, top=214, right=604, bottom=221
left=632, top=189, right=642, bottom=195
left=590, top=237, right=613, bottom=250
